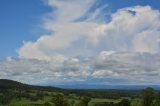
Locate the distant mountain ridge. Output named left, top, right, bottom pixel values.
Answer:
left=56, top=84, right=160, bottom=90
left=1, top=79, right=160, bottom=90
left=0, top=79, right=29, bottom=89
left=0, top=79, right=63, bottom=92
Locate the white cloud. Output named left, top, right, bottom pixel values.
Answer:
left=104, top=6, right=160, bottom=53
left=91, top=52, right=160, bottom=84
left=92, top=69, right=119, bottom=78
left=97, top=51, right=115, bottom=61
left=18, top=4, right=160, bottom=60
left=1, top=52, right=160, bottom=84
left=46, top=0, right=95, bottom=22
left=18, top=0, right=109, bottom=60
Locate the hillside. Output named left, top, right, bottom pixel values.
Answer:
left=0, top=79, right=63, bottom=92
left=0, top=79, right=29, bottom=89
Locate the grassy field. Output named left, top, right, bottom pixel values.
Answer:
left=89, top=98, right=121, bottom=106
left=0, top=96, right=129, bottom=106
left=0, top=89, right=138, bottom=106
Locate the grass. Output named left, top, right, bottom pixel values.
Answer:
left=10, top=98, right=44, bottom=105
left=1, top=97, right=121, bottom=106
left=89, top=98, right=121, bottom=106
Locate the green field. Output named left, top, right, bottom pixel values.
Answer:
left=0, top=96, right=125, bottom=106
left=0, top=89, right=131, bottom=106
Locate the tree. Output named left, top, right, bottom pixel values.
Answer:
left=71, top=99, right=75, bottom=106
left=142, top=87, right=154, bottom=106
left=51, top=93, right=69, bottom=106
left=152, top=92, right=160, bottom=106
left=75, top=101, right=85, bottom=106
left=44, top=102, right=52, bottom=106
left=117, top=99, right=131, bottom=106
left=131, top=99, right=142, bottom=106
left=80, top=96, right=91, bottom=106
left=0, top=96, right=12, bottom=105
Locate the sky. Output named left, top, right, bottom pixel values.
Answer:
left=0, top=0, right=160, bottom=86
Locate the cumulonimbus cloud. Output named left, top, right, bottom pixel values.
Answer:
left=13, top=0, right=160, bottom=84
left=18, top=3, right=160, bottom=61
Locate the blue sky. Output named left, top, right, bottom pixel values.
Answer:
left=0, top=0, right=160, bottom=85
left=0, top=0, right=50, bottom=58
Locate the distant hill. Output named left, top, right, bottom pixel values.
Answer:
left=0, top=79, right=63, bottom=92
left=56, top=84, right=160, bottom=90
left=0, top=79, right=29, bottom=89
left=1, top=79, right=160, bottom=91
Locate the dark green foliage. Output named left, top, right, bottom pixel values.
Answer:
left=68, top=89, right=141, bottom=99
left=70, top=99, right=75, bottom=106
left=75, top=96, right=91, bottom=106
left=94, top=102, right=115, bottom=106
left=80, top=96, right=91, bottom=106
left=36, top=91, right=48, bottom=100
left=51, top=93, right=69, bottom=106
left=44, top=102, right=52, bottom=106
left=0, top=79, right=63, bottom=92
left=94, top=99, right=130, bottom=106
left=117, top=99, right=131, bottom=106
left=142, top=87, right=154, bottom=106
left=0, top=94, right=12, bottom=105
left=152, top=92, right=160, bottom=106
left=75, top=101, right=84, bottom=106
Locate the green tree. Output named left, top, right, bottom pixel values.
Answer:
left=80, top=96, right=91, bottom=106
left=142, top=87, right=154, bottom=106
left=44, top=102, right=52, bottom=106
left=118, top=99, right=131, bottom=106
left=71, top=99, right=75, bottom=106
left=131, top=99, right=142, bottom=106
left=75, top=101, right=85, bottom=106
left=51, top=93, right=69, bottom=106
left=152, top=92, right=160, bottom=106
